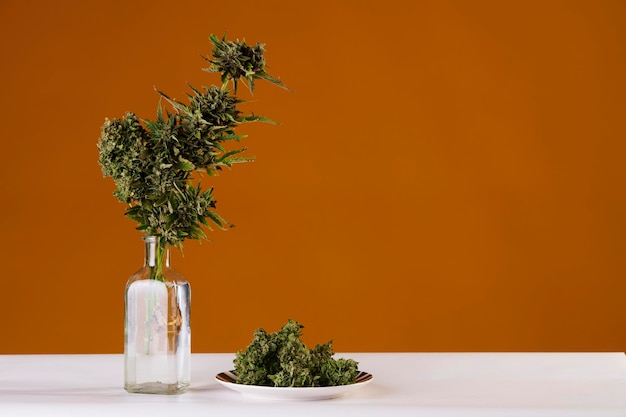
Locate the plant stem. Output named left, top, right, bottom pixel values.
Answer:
left=149, top=238, right=167, bottom=282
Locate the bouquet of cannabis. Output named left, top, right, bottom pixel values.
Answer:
left=234, top=319, right=359, bottom=387
left=97, top=34, right=287, bottom=249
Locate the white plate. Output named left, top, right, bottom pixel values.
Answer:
left=215, top=370, right=373, bottom=400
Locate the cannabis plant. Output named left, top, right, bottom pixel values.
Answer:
left=234, top=320, right=359, bottom=387
left=98, top=34, right=287, bottom=254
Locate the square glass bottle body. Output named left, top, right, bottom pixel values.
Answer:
left=124, top=236, right=191, bottom=394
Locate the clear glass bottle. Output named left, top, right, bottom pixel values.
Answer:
left=124, top=236, right=191, bottom=394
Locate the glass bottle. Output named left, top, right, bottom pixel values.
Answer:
left=124, top=235, right=191, bottom=394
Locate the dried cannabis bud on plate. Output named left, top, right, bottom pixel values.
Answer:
left=234, top=319, right=359, bottom=387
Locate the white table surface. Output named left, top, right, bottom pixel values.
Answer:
left=1, top=353, right=625, bottom=416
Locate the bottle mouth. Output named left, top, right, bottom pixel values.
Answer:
left=143, top=236, right=158, bottom=243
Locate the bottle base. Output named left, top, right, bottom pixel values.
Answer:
left=124, top=381, right=190, bottom=395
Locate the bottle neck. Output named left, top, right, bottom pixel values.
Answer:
left=143, top=236, right=170, bottom=279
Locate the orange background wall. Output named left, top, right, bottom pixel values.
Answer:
left=1, top=0, right=625, bottom=354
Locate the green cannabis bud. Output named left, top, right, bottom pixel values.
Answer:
left=233, top=319, right=359, bottom=387
left=204, top=33, right=288, bottom=94
left=97, top=34, right=287, bottom=249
